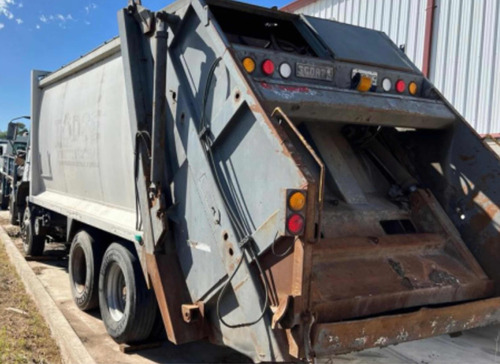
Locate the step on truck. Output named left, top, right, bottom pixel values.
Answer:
left=23, top=0, right=500, bottom=361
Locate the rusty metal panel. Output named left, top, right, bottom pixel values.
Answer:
left=312, top=297, right=500, bottom=356
left=145, top=252, right=206, bottom=344
left=309, top=233, right=493, bottom=322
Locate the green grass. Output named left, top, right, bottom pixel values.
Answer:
left=0, top=238, right=61, bottom=364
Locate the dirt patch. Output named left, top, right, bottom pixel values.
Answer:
left=32, top=266, right=48, bottom=275
left=4, top=225, right=20, bottom=238
left=0, top=238, right=61, bottom=363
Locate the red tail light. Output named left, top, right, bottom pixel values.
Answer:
left=395, top=79, right=406, bottom=93
left=287, top=214, right=305, bottom=235
left=262, top=59, right=275, bottom=76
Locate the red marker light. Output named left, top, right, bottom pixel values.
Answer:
left=262, top=59, right=275, bottom=76
left=395, top=79, right=406, bottom=93
left=287, top=214, right=305, bottom=235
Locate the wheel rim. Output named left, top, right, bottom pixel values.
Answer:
left=71, top=245, right=87, bottom=294
left=105, top=262, right=127, bottom=322
left=21, top=208, right=30, bottom=249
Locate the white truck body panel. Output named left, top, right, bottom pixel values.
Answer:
left=31, top=38, right=138, bottom=241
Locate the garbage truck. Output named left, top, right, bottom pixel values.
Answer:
left=22, top=0, right=500, bottom=361
left=0, top=117, right=30, bottom=224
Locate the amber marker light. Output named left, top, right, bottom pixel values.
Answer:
left=289, top=191, right=306, bottom=211
left=352, top=73, right=372, bottom=92
left=357, top=75, right=372, bottom=92
left=408, top=81, right=418, bottom=95
left=242, top=57, right=256, bottom=73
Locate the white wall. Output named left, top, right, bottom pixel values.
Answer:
left=430, top=0, right=500, bottom=134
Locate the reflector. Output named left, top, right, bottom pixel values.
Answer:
left=382, top=78, right=392, bottom=92
left=279, top=63, right=292, bottom=78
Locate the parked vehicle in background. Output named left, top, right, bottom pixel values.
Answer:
left=15, top=0, right=500, bottom=362
left=0, top=139, right=8, bottom=156
left=0, top=116, right=29, bottom=224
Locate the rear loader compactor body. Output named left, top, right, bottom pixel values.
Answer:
left=26, top=0, right=500, bottom=361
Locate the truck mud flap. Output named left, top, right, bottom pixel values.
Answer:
left=312, top=297, right=500, bottom=357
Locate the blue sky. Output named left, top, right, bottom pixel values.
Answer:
left=0, top=0, right=290, bottom=131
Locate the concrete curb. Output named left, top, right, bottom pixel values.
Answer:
left=0, top=227, right=96, bottom=364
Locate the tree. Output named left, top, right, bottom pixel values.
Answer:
left=0, top=122, right=27, bottom=140
left=16, top=122, right=28, bottom=135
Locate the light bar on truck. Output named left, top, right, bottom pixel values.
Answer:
left=286, top=190, right=307, bottom=236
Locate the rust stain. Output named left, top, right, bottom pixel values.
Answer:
left=469, top=192, right=500, bottom=232
left=470, top=212, right=492, bottom=232
left=480, top=173, right=495, bottom=185
left=233, top=273, right=249, bottom=292
left=309, top=230, right=492, bottom=323
left=145, top=253, right=207, bottom=344
left=276, top=85, right=310, bottom=93
left=459, top=154, right=475, bottom=162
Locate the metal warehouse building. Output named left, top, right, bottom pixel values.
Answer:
left=282, top=0, right=500, bottom=135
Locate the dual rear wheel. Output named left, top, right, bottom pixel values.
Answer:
left=68, top=232, right=159, bottom=343
left=21, top=206, right=45, bottom=256
left=9, top=189, right=18, bottom=225
left=0, top=177, right=9, bottom=210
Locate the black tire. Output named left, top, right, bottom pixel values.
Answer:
left=148, top=304, right=167, bottom=341
left=0, top=178, right=8, bottom=210
left=0, top=194, right=8, bottom=210
left=69, top=230, right=104, bottom=311
left=99, top=243, right=156, bottom=343
left=22, top=206, right=45, bottom=256
left=17, top=209, right=24, bottom=227
left=9, top=190, right=18, bottom=225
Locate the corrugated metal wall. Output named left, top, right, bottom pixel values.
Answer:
left=292, top=0, right=500, bottom=134
left=295, top=0, right=427, bottom=71
left=430, top=0, right=500, bottom=134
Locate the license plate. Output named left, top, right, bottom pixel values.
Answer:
left=296, top=63, right=334, bottom=81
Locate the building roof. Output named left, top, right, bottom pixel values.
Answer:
left=280, top=0, right=317, bottom=13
